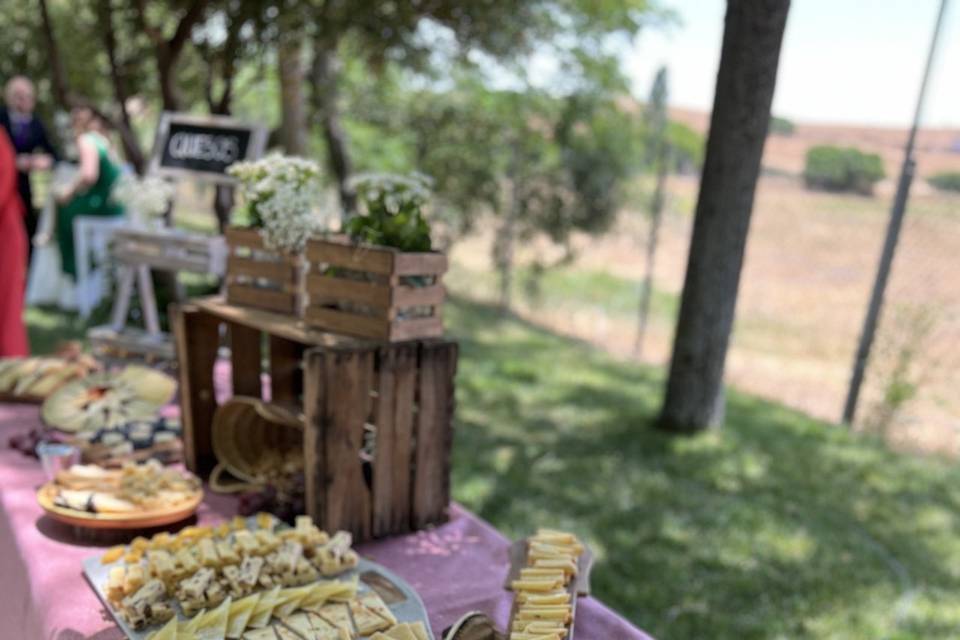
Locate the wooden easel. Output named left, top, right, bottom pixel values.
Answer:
left=88, top=111, right=267, bottom=361
left=88, top=227, right=227, bottom=360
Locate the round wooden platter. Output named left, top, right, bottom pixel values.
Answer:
left=36, top=483, right=203, bottom=530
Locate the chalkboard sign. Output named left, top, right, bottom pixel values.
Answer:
left=148, top=112, right=267, bottom=183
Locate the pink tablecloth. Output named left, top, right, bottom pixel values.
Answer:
left=0, top=402, right=652, bottom=640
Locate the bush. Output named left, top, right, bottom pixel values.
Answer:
left=769, top=116, right=795, bottom=136
left=804, top=145, right=885, bottom=195
left=928, top=171, right=960, bottom=193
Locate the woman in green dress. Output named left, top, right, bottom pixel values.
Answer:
left=50, top=106, right=125, bottom=278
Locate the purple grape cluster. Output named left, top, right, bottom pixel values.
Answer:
left=237, top=471, right=306, bottom=525
left=8, top=428, right=48, bottom=458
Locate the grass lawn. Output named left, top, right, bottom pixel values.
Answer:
left=445, top=262, right=679, bottom=322
left=445, top=297, right=960, bottom=640
left=24, top=297, right=960, bottom=639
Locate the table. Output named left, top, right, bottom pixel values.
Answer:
left=0, top=402, right=653, bottom=640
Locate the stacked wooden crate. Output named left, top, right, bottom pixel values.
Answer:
left=303, top=238, right=447, bottom=342
left=224, top=227, right=304, bottom=315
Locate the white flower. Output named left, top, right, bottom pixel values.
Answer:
left=112, top=175, right=175, bottom=219
left=228, top=154, right=325, bottom=252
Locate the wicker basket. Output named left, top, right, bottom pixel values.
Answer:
left=210, top=396, right=303, bottom=493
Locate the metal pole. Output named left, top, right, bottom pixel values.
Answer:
left=842, top=0, right=950, bottom=424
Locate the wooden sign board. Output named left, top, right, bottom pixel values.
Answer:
left=148, top=112, right=267, bottom=183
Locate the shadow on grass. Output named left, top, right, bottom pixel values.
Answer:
left=446, top=295, right=960, bottom=640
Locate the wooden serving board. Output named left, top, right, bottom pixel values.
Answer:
left=504, top=539, right=594, bottom=640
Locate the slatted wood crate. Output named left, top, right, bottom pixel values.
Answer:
left=172, top=296, right=458, bottom=541
left=225, top=226, right=304, bottom=315
left=304, top=339, right=458, bottom=541
left=303, top=238, right=447, bottom=342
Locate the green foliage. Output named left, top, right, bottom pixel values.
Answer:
left=666, top=121, right=704, bottom=173
left=928, top=171, right=960, bottom=193
left=345, top=173, right=433, bottom=251
left=400, top=77, right=509, bottom=238
left=552, top=92, right=644, bottom=238
left=804, top=145, right=886, bottom=195
left=769, top=115, right=796, bottom=136
left=864, top=306, right=936, bottom=437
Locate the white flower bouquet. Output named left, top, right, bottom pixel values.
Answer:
left=228, top=153, right=323, bottom=253
left=112, top=175, right=175, bottom=222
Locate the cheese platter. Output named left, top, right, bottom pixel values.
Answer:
left=36, top=460, right=203, bottom=530
left=81, top=514, right=435, bottom=640
left=504, top=530, right=593, bottom=640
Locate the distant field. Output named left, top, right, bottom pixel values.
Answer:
left=450, top=169, right=960, bottom=457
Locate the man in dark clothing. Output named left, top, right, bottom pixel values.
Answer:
left=0, top=76, right=58, bottom=267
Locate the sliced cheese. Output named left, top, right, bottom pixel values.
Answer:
left=383, top=623, right=418, bottom=640
left=359, top=591, right=398, bottom=626
left=300, top=580, right=357, bottom=612
left=274, top=584, right=314, bottom=619
left=282, top=612, right=315, bottom=637
left=227, top=592, right=262, bottom=639
left=315, top=602, right=354, bottom=634
left=146, top=615, right=178, bottom=640
left=408, top=621, right=430, bottom=640
left=196, top=595, right=232, bottom=640
left=248, top=586, right=282, bottom=628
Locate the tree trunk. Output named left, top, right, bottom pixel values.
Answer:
left=98, top=0, right=145, bottom=173
left=494, top=161, right=521, bottom=313
left=311, top=34, right=356, bottom=220
left=658, top=0, right=790, bottom=433
left=278, top=35, right=308, bottom=156
left=635, top=147, right=669, bottom=358
left=208, top=73, right=235, bottom=233
left=156, top=50, right=181, bottom=111
left=37, top=0, right=70, bottom=109
left=495, top=208, right=516, bottom=313
left=135, top=0, right=208, bottom=112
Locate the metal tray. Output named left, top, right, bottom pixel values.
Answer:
left=83, top=549, right=434, bottom=639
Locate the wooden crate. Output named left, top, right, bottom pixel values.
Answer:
left=172, top=296, right=458, bottom=542
left=225, top=226, right=304, bottom=315
left=303, top=238, right=447, bottom=342
left=304, top=340, right=457, bottom=541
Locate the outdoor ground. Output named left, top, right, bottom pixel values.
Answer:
left=24, top=298, right=960, bottom=639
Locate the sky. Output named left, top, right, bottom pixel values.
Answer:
left=624, top=0, right=959, bottom=128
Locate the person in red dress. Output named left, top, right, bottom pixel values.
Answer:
left=0, top=126, right=29, bottom=356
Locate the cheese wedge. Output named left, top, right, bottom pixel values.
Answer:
left=274, top=583, right=314, bottom=619
left=196, top=595, right=232, bottom=640
left=348, top=601, right=391, bottom=635
left=359, top=592, right=398, bottom=626
left=146, top=615, right=178, bottom=640
left=180, top=608, right=206, bottom=634
left=315, top=602, right=354, bottom=634
left=248, top=586, right=282, bottom=628
left=383, top=623, right=418, bottom=640
left=274, top=626, right=301, bottom=640
left=227, top=592, right=261, bottom=639
left=300, top=580, right=357, bottom=611
left=283, top=612, right=315, bottom=637
left=408, top=621, right=430, bottom=640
